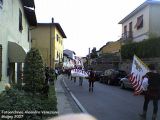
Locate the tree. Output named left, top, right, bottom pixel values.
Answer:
left=90, top=47, right=98, bottom=58
left=23, top=48, right=45, bottom=94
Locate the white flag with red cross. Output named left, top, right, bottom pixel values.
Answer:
left=129, top=55, right=149, bottom=95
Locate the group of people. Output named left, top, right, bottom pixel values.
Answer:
left=42, top=67, right=59, bottom=97
left=66, top=68, right=96, bottom=92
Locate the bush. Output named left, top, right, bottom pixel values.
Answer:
left=0, top=85, right=57, bottom=120
left=121, top=37, right=160, bottom=59
left=23, top=48, right=45, bottom=94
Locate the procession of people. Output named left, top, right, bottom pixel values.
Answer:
left=61, top=56, right=160, bottom=120
left=63, top=66, right=96, bottom=93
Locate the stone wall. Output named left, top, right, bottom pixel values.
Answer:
left=119, top=57, right=160, bottom=73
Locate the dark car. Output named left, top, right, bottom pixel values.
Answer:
left=99, top=69, right=117, bottom=85
left=107, top=70, right=127, bottom=85
left=99, top=69, right=112, bottom=84
left=99, top=72, right=108, bottom=84
left=94, top=71, right=103, bottom=81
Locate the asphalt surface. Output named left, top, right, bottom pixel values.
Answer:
left=63, top=75, right=160, bottom=120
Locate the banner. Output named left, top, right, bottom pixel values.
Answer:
left=71, top=69, right=88, bottom=78
left=129, top=55, right=149, bottom=95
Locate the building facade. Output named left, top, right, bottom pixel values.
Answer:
left=31, top=22, right=66, bottom=69
left=119, top=0, right=160, bottom=42
left=63, top=49, right=75, bottom=69
left=0, top=0, right=37, bottom=91
left=99, top=41, right=121, bottom=55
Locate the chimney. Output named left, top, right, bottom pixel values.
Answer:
left=52, top=17, right=54, bottom=23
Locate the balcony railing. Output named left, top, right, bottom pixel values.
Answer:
left=121, top=31, right=133, bottom=41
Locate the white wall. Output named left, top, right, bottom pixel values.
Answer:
left=149, top=4, right=160, bottom=38
left=0, top=0, right=30, bottom=91
left=122, top=6, right=150, bottom=42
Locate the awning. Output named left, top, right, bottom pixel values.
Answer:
left=8, top=41, right=26, bottom=63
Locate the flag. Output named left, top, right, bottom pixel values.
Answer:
left=129, top=55, right=149, bottom=95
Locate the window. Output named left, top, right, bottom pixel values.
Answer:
left=135, top=15, right=143, bottom=30
left=19, top=9, right=23, bottom=32
left=124, top=25, right=127, bottom=33
left=129, top=22, right=133, bottom=38
left=0, top=45, right=2, bottom=81
left=61, top=54, right=63, bottom=58
left=0, top=0, right=3, bottom=9
left=56, top=34, right=59, bottom=42
left=28, top=28, right=29, bottom=42
left=57, top=51, right=58, bottom=58
left=124, top=25, right=127, bottom=38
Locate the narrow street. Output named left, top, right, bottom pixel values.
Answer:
left=62, top=75, right=160, bottom=120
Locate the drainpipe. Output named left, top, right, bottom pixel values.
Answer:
left=50, top=18, right=54, bottom=69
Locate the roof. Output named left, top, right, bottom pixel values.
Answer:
left=38, top=23, right=67, bottom=38
left=21, top=0, right=35, bottom=8
left=99, top=42, right=113, bottom=51
left=24, top=7, right=37, bottom=26
left=64, top=49, right=76, bottom=54
left=118, top=0, right=160, bottom=24
left=21, top=0, right=37, bottom=26
left=63, top=53, right=73, bottom=59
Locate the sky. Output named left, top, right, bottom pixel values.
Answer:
left=34, top=0, right=146, bottom=57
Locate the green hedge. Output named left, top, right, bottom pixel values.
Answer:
left=121, top=37, right=160, bottom=59
left=0, top=85, right=57, bottom=120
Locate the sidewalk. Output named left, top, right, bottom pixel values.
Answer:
left=55, top=75, right=81, bottom=115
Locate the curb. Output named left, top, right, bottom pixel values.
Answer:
left=62, top=78, right=88, bottom=113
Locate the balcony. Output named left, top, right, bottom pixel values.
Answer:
left=121, top=31, right=133, bottom=42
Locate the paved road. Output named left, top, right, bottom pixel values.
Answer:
left=63, top=75, right=160, bottom=120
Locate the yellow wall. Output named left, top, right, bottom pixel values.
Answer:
left=31, top=24, right=64, bottom=69
left=54, top=28, right=64, bottom=65
left=31, top=25, right=50, bottom=66
left=100, top=41, right=121, bottom=54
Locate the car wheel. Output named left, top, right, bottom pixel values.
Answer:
left=120, top=82, right=125, bottom=89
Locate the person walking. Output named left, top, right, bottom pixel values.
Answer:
left=78, top=68, right=84, bottom=86
left=55, top=68, right=58, bottom=80
left=88, top=68, right=95, bottom=92
left=79, top=77, right=83, bottom=86
left=139, top=64, right=160, bottom=120
left=67, top=68, right=71, bottom=79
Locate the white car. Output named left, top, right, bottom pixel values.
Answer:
left=119, top=77, right=133, bottom=89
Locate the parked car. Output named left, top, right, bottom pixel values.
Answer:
left=94, top=71, right=103, bottom=81
left=99, top=72, right=110, bottom=84
left=99, top=69, right=114, bottom=84
left=119, top=76, right=133, bottom=89
left=99, top=69, right=127, bottom=85
left=116, top=70, right=128, bottom=84
left=107, top=69, right=127, bottom=85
